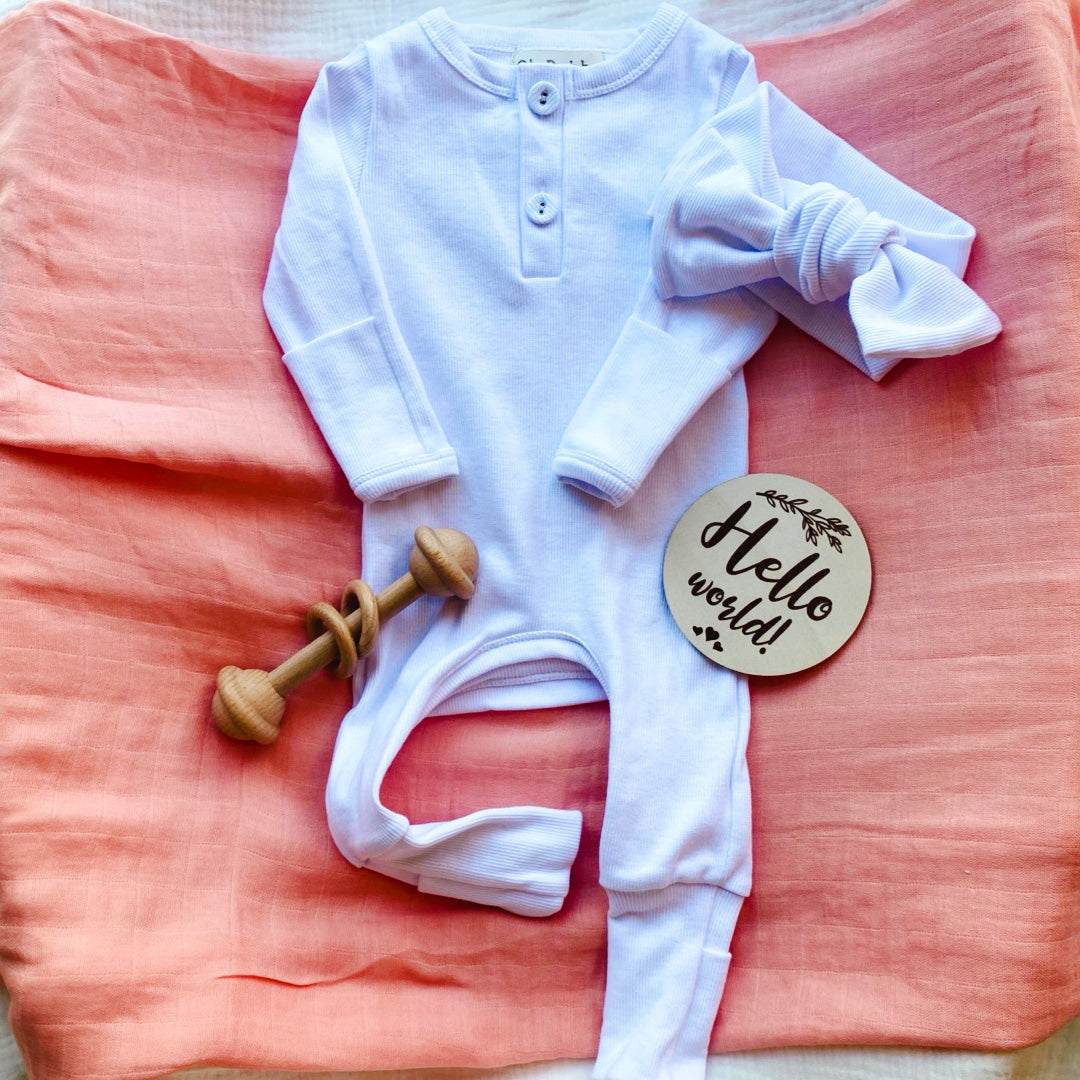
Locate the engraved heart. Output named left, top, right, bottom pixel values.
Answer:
left=692, top=626, right=704, bottom=637
left=712, top=641, right=724, bottom=653
left=705, top=627, right=719, bottom=642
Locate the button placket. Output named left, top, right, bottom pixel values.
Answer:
left=517, top=65, right=565, bottom=278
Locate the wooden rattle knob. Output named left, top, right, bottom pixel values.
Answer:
left=212, top=526, right=478, bottom=745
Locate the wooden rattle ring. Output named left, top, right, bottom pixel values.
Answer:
left=340, top=578, right=380, bottom=656
left=304, top=601, right=357, bottom=679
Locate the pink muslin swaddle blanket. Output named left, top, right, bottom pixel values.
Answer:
left=0, top=0, right=1076, bottom=1076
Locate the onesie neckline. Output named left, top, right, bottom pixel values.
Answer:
left=417, top=3, right=688, bottom=100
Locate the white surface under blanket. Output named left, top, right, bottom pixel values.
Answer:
left=0, top=2, right=1077, bottom=1079
left=0, top=0, right=886, bottom=58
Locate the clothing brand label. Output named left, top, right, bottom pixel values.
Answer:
left=511, top=48, right=607, bottom=66
left=663, top=473, right=872, bottom=676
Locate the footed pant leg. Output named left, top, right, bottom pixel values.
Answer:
left=325, top=628, right=594, bottom=918
left=594, top=882, right=744, bottom=1079
left=592, top=641, right=752, bottom=1080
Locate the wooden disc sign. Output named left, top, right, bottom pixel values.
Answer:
left=662, top=473, right=872, bottom=676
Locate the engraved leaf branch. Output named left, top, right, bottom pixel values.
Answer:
left=755, top=489, right=852, bottom=553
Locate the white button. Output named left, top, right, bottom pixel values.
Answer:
left=527, top=81, right=560, bottom=116
left=526, top=192, right=557, bottom=225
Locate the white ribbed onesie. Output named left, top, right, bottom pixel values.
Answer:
left=261, top=5, right=1001, bottom=1076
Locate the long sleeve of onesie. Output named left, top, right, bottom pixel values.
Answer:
left=262, top=50, right=459, bottom=503
left=552, top=46, right=1002, bottom=507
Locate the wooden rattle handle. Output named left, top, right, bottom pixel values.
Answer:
left=212, top=525, right=478, bottom=745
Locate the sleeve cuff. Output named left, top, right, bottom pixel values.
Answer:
left=552, top=450, right=638, bottom=508
left=350, top=449, right=459, bottom=502
left=550, top=303, right=774, bottom=509
left=277, top=314, right=460, bottom=503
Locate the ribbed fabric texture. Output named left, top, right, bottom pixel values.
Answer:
left=260, top=5, right=1000, bottom=1078
left=644, top=80, right=1003, bottom=382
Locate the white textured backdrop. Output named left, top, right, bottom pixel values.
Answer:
left=0, top=1, right=1077, bottom=1078
left=0, top=0, right=887, bottom=57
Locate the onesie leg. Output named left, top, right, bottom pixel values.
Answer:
left=326, top=630, right=592, bottom=918
left=591, top=628, right=753, bottom=1079
left=357, top=805, right=584, bottom=918
left=593, top=883, right=744, bottom=1080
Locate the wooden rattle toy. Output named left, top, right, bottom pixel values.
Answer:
left=212, top=525, right=478, bottom=745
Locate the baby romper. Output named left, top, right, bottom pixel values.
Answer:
left=261, top=5, right=1001, bottom=1077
